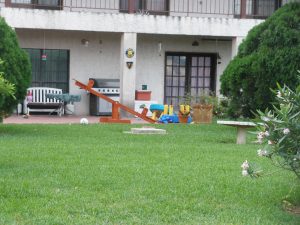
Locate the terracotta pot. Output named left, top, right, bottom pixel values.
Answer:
left=178, top=113, right=189, bottom=123
left=135, top=90, right=151, bottom=100
left=192, top=104, right=213, bottom=124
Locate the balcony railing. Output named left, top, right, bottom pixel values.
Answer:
left=4, top=0, right=63, bottom=10
left=1, top=0, right=297, bottom=19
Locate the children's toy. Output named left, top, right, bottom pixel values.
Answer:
left=158, top=114, right=179, bottom=124
left=179, top=105, right=190, bottom=116
left=80, top=118, right=89, bottom=125
left=74, top=79, right=156, bottom=124
left=163, top=105, right=174, bottom=115
left=178, top=104, right=191, bottom=123
left=149, top=104, right=164, bottom=120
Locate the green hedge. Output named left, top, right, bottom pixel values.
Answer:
left=221, top=3, right=300, bottom=118
left=0, top=17, right=31, bottom=119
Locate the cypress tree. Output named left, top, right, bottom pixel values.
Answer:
left=0, top=17, right=31, bottom=120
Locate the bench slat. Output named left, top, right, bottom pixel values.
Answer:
left=24, top=87, right=64, bottom=116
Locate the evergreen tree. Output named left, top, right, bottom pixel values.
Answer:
left=221, top=3, right=300, bottom=118
left=0, top=17, right=31, bottom=121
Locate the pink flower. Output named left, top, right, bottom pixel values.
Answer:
left=257, top=149, right=268, bottom=157
left=264, top=131, right=270, bottom=137
left=241, top=160, right=249, bottom=170
left=242, top=170, right=249, bottom=176
left=283, top=128, right=290, bottom=135
left=257, top=132, right=264, bottom=139
left=257, top=132, right=265, bottom=144
left=277, top=91, right=282, bottom=98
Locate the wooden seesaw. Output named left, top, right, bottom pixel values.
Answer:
left=74, top=79, right=156, bottom=124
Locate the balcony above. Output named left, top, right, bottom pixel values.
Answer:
left=0, top=6, right=264, bottom=38
left=0, top=0, right=296, bottom=19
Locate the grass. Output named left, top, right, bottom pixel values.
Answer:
left=0, top=123, right=299, bottom=224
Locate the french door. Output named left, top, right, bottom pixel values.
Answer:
left=164, top=53, right=216, bottom=106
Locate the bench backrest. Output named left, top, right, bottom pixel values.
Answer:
left=27, top=87, right=63, bottom=103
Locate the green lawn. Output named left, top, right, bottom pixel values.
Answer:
left=0, top=123, right=299, bottom=224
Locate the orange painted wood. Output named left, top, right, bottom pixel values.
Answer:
left=74, top=79, right=156, bottom=124
left=141, top=108, right=148, bottom=116
left=75, top=80, right=117, bottom=104
left=100, top=117, right=131, bottom=124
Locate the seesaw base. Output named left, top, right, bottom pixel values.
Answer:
left=100, top=117, right=131, bottom=124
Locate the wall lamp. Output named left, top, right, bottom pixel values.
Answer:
left=81, top=39, right=89, bottom=47
left=192, top=40, right=199, bottom=46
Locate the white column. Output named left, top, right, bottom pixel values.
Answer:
left=120, top=32, right=137, bottom=113
left=232, top=36, right=245, bottom=58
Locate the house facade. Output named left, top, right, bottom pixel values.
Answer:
left=0, top=0, right=295, bottom=115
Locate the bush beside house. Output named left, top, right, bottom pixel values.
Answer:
left=0, top=17, right=31, bottom=121
left=254, top=77, right=300, bottom=180
left=221, top=3, right=300, bottom=118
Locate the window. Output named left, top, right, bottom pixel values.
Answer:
left=234, top=0, right=281, bottom=18
left=119, top=0, right=168, bottom=15
left=25, top=49, right=69, bottom=93
left=7, top=0, right=63, bottom=10
left=165, top=53, right=216, bottom=106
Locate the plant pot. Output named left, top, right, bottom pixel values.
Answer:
left=192, top=104, right=213, bottom=124
left=135, top=90, right=151, bottom=100
left=178, top=113, right=189, bottom=123
left=65, top=103, right=75, bottom=115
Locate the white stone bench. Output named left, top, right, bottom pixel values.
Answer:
left=24, top=87, right=64, bottom=116
left=217, top=120, right=256, bottom=144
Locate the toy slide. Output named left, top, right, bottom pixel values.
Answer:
left=74, top=79, right=156, bottom=124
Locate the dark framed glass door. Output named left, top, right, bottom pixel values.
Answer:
left=165, top=53, right=217, bottom=106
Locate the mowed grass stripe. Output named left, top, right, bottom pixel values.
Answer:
left=0, top=124, right=298, bottom=224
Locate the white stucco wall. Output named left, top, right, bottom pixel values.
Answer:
left=16, top=29, right=121, bottom=115
left=0, top=8, right=263, bottom=38
left=136, top=34, right=232, bottom=104
left=2, top=6, right=258, bottom=116
left=16, top=29, right=233, bottom=115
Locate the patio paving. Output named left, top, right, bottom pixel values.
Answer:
left=3, top=114, right=148, bottom=124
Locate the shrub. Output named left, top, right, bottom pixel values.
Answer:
left=221, top=3, right=300, bottom=118
left=255, top=75, right=300, bottom=180
left=0, top=17, right=31, bottom=121
left=0, top=60, right=15, bottom=99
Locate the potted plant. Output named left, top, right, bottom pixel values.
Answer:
left=192, top=91, right=215, bottom=124
left=178, top=92, right=192, bottom=123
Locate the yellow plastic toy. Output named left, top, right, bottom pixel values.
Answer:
left=163, top=105, right=174, bottom=115
left=179, top=105, right=190, bottom=116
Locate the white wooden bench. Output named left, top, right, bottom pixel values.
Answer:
left=24, top=87, right=64, bottom=116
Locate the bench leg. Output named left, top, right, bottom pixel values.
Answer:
left=57, top=106, right=62, bottom=117
left=237, top=127, right=247, bottom=144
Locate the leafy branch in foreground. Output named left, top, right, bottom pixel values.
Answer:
left=243, top=74, right=300, bottom=179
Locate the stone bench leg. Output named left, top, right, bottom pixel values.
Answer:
left=237, top=127, right=247, bottom=144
